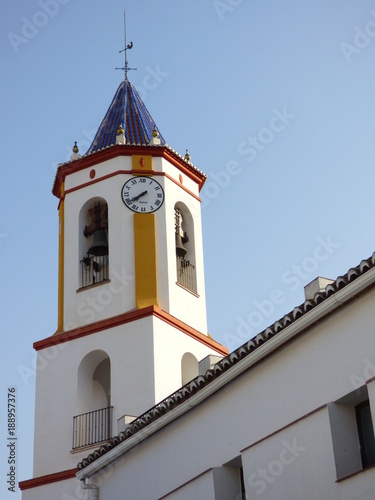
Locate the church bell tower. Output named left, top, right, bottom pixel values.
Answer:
left=21, top=74, right=227, bottom=493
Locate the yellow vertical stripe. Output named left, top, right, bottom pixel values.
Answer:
left=56, top=183, right=65, bottom=333
left=134, top=213, right=158, bottom=309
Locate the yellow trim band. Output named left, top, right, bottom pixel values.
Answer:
left=134, top=213, right=158, bottom=309
left=57, top=183, right=65, bottom=332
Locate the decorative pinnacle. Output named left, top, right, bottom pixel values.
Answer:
left=70, top=141, right=82, bottom=161
left=184, top=149, right=191, bottom=162
left=116, top=123, right=126, bottom=145
left=149, top=125, right=161, bottom=145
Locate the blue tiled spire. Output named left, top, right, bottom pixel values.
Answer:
left=86, top=79, right=165, bottom=154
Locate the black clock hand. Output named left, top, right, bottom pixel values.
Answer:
left=129, top=190, right=148, bottom=203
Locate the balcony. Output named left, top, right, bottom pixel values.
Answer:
left=176, top=256, right=196, bottom=293
left=72, top=406, right=113, bottom=450
left=80, top=255, right=109, bottom=288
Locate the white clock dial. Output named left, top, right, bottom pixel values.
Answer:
left=121, top=176, right=164, bottom=213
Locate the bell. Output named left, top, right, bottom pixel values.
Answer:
left=88, top=229, right=108, bottom=256
left=175, top=232, right=187, bottom=258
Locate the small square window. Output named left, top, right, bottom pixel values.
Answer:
left=328, top=386, right=375, bottom=479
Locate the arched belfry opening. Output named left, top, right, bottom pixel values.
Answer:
left=175, top=202, right=197, bottom=293
left=73, top=350, right=112, bottom=450
left=79, top=198, right=109, bottom=288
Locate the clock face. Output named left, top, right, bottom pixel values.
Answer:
left=121, top=176, right=165, bottom=213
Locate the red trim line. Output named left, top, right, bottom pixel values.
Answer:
left=63, top=170, right=201, bottom=203
left=53, top=145, right=206, bottom=198
left=240, top=404, right=326, bottom=454
left=153, top=307, right=228, bottom=355
left=19, top=468, right=78, bottom=490
left=64, top=169, right=133, bottom=195
left=159, top=468, right=213, bottom=499
left=163, top=172, right=201, bottom=202
left=34, top=306, right=228, bottom=356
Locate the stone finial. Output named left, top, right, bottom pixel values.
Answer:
left=70, top=141, right=82, bottom=161
left=149, top=126, right=161, bottom=145
left=184, top=149, right=191, bottom=162
left=116, top=124, right=126, bottom=145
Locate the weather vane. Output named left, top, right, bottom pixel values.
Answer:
left=116, top=9, right=136, bottom=80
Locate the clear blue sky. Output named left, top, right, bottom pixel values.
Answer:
left=2, top=1, right=375, bottom=497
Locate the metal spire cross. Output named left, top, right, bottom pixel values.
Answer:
left=116, top=10, right=136, bottom=80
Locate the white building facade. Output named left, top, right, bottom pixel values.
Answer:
left=20, top=77, right=375, bottom=499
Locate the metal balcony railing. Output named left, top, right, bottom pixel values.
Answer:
left=176, top=256, right=196, bottom=293
left=80, top=255, right=109, bottom=288
left=72, top=406, right=113, bottom=450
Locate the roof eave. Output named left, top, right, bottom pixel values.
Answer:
left=52, top=144, right=206, bottom=199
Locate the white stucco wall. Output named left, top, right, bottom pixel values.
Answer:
left=159, top=469, right=217, bottom=500
left=33, top=317, right=156, bottom=477
left=152, top=317, right=224, bottom=403
left=31, top=315, right=221, bottom=479
left=21, top=477, right=81, bottom=500
left=241, top=408, right=337, bottom=499
left=63, top=160, right=137, bottom=330
left=160, top=162, right=207, bottom=333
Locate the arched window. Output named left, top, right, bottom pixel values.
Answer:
left=181, top=353, right=199, bottom=385
left=79, top=198, right=109, bottom=288
left=175, top=202, right=196, bottom=293
left=73, top=350, right=112, bottom=449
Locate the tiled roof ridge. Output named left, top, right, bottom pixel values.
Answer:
left=77, top=250, right=375, bottom=471
left=88, top=82, right=123, bottom=154
left=126, top=80, right=162, bottom=144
